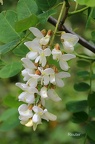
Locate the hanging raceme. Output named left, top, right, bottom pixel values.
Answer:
left=16, top=27, right=79, bottom=131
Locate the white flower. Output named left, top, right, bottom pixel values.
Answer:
left=18, top=104, right=33, bottom=119
left=43, top=109, right=57, bottom=121
left=40, top=87, right=61, bottom=102
left=52, top=48, right=76, bottom=71
left=16, top=80, right=38, bottom=93
left=32, top=106, right=44, bottom=130
left=18, top=86, right=38, bottom=104
left=21, top=57, right=36, bottom=69
left=38, top=67, right=54, bottom=85
left=25, top=40, right=51, bottom=67
left=50, top=71, right=70, bottom=87
left=61, top=32, right=79, bottom=53
left=32, top=106, right=57, bottom=130
left=34, top=47, right=51, bottom=67
left=47, top=89, right=61, bottom=102
left=29, top=27, right=51, bottom=46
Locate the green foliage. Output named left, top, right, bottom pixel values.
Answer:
left=77, top=71, right=89, bottom=78
left=86, top=121, right=95, bottom=141
left=76, top=0, right=95, bottom=7
left=66, top=100, right=88, bottom=113
left=88, top=92, right=95, bottom=108
left=0, top=10, right=21, bottom=43
left=35, top=0, right=57, bottom=11
left=3, top=95, right=22, bottom=108
left=0, top=62, right=22, bottom=78
left=74, top=82, right=90, bottom=92
left=17, top=0, right=38, bottom=20
left=71, top=111, right=88, bottom=123
left=13, top=43, right=29, bottom=57
left=38, top=9, right=56, bottom=24
left=15, top=14, right=39, bottom=32
left=0, top=40, right=19, bottom=54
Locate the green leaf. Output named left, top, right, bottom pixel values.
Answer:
left=88, top=92, right=95, bottom=108
left=3, top=95, right=22, bottom=108
left=66, top=100, right=88, bottom=112
left=0, top=62, right=22, bottom=78
left=35, top=0, right=57, bottom=11
left=77, top=60, right=90, bottom=68
left=86, top=121, right=95, bottom=141
left=0, top=10, right=21, bottom=43
left=15, top=14, right=39, bottom=32
left=89, top=108, right=95, bottom=117
left=91, top=31, right=95, bottom=40
left=13, top=43, right=29, bottom=57
left=0, top=113, right=19, bottom=131
left=86, top=8, right=94, bottom=28
left=71, top=111, right=88, bottom=123
left=0, top=60, right=5, bottom=68
left=0, top=108, right=18, bottom=122
left=38, top=9, right=56, bottom=24
left=76, top=0, right=95, bottom=7
left=17, top=0, right=38, bottom=20
left=77, top=71, right=89, bottom=78
left=74, top=82, right=90, bottom=91
left=0, top=40, right=19, bottom=55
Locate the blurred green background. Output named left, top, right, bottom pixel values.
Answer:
left=0, top=0, right=94, bottom=144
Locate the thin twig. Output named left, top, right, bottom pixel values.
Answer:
left=48, top=16, right=95, bottom=53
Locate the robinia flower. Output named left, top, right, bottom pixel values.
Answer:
left=61, top=32, right=79, bottom=53
left=16, top=26, right=79, bottom=130
left=52, top=47, right=76, bottom=71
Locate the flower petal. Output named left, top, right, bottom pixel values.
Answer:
left=59, top=60, right=69, bottom=71
left=61, top=33, right=79, bottom=46
left=56, top=72, right=70, bottom=78
left=40, top=87, right=48, bottom=98
left=56, top=77, right=64, bottom=87
left=27, top=51, right=38, bottom=60
left=29, top=27, right=43, bottom=38
left=62, top=54, right=76, bottom=61
left=44, top=48, right=51, bottom=56
left=48, top=89, right=61, bottom=101
left=44, top=109, right=57, bottom=121
left=21, top=58, right=36, bottom=69
left=32, top=114, right=41, bottom=123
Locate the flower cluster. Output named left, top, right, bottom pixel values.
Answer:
left=16, top=27, right=79, bottom=130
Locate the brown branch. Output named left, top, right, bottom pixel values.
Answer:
left=48, top=16, right=95, bottom=53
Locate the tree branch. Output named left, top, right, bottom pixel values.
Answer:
left=48, top=16, right=95, bottom=53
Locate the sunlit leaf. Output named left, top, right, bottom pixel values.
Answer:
left=38, top=9, right=56, bottom=24
left=0, top=114, right=19, bottom=131
left=15, top=14, right=39, bottom=32
left=0, top=40, right=19, bottom=55
left=0, top=108, right=18, bottom=122
left=35, top=0, right=57, bottom=11
left=0, top=10, right=21, bottom=43
left=0, top=62, right=22, bottom=78
left=74, top=82, right=90, bottom=91
left=76, top=0, right=95, bottom=7
left=66, top=100, right=88, bottom=112
left=13, top=43, right=29, bottom=57
left=3, top=95, right=22, bottom=108
left=17, top=0, right=38, bottom=20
